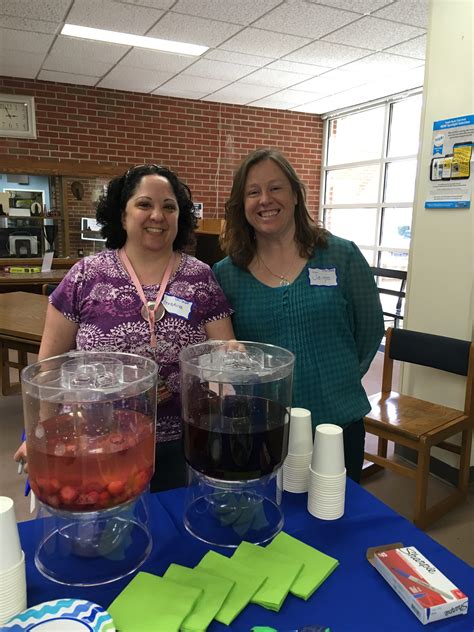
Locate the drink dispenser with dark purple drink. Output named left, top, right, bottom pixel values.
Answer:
left=21, top=351, right=158, bottom=586
left=180, top=341, right=294, bottom=547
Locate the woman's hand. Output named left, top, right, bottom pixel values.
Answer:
left=13, top=441, right=28, bottom=474
left=225, top=339, right=246, bottom=353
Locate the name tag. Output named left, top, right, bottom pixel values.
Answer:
left=308, top=267, right=338, bottom=286
left=162, top=293, right=192, bottom=319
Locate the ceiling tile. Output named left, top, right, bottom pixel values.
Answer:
left=180, top=59, right=253, bottom=81
left=43, top=45, right=119, bottom=76
left=203, top=82, right=276, bottom=104
left=47, top=35, right=129, bottom=64
left=0, top=0, right=70, bottom=21
left=0, top=50, right=43, bottom=78
left=173, top=0, right=282, bottom=25
left=307, top=0, right=392, bottom=14
left=268, top=59, right=328, bottom=75
left=0, top=14, right=59, bottom=33
left=372, top=0, right=429, bottom=28
left=98, top=66, right=174, bottom=92
left=43, top=56, right=115, bottom=76
left=114, top=0, right=175, bottom=9
left=284, top=40, right=372, bottom=67
left=0, top=28, right=54, bottom=54
left=157, top=74, right=229, bottom=97
left=294, top=69, right=367, bottom=93
left=385, top=34, right=426, bottom=59
left=243, top=67, right=313, bottom=88
left=252, top=87, right=322, bottom=108
left=254, top=1, right=359, bottom=39
left=342, top=52, right=423, bottom=77
left=146, top=12, right=242, bottom=47
left=323, top=16, right=425, bottom=50
left=291, top=89, right=364, bottom=114
left=120, top=49, right=196, bottom=73
left=221, top=27, right=310, bottom=58
left=38, top=69, right=99, bottom=85
left=204, top=49, right=270, bottom=68
left=152, top=86, right=205, bottom=99
left=67, top=0, right=164, bottom=35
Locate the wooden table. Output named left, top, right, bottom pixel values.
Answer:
left=0, top=292, right=48, bottom=395
left=0, top=269, right=67, bottom=294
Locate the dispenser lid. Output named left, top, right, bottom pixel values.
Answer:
left=21, top=351, right=158, bottom=402
left=179, top=340, right=294, bottom=384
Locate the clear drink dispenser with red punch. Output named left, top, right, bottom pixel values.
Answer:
left=21, top=351, right=157, bottom=586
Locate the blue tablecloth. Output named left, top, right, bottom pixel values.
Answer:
left=17, top=480, right=473, bottom=632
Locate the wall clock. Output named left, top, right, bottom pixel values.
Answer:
left=0, top=94, right=37, bottom=139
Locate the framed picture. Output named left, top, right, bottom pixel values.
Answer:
left=4, top=188, right=44, bottom=217
left=81, top=217, right=106, bottom=241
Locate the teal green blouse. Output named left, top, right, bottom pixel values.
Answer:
left=213, top=234, right=384, bottom=428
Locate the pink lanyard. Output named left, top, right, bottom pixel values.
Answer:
left=119, top=248, right=175, bottom=349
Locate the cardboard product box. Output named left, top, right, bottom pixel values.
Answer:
left=368, top=544, right=468, bottom=625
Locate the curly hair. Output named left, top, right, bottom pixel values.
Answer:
left=220, top=148, right=328, bottom=268
left=96, top=164, right=197, bottom=250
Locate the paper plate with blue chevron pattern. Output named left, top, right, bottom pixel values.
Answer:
left=3, top=599, right=115, bottom=631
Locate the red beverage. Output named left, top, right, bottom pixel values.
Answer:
left=27, top=409, right=155, bottom=512
left=183, top=395, right=289, bottom=480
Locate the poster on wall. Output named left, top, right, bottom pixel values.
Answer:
left=425, top=114, right=473, bottom=209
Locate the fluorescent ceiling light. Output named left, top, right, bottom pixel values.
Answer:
left=61, top=24, right=208, bottom=56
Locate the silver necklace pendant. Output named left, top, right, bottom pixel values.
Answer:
left=141, top=301, right=165, bottom=322
left=279, top=277, right=290, bottom=287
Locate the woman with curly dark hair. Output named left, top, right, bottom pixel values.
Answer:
left=15, top=164, right=234, bottom=491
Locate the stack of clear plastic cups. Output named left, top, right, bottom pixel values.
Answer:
left=283, top=408, right=313, bottom=493
left=307, top=424, right=346, bottom=520
left=0, top=497, right=27, bottom=625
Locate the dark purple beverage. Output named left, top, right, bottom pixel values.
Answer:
left=183, top=395, right=289, bottom=480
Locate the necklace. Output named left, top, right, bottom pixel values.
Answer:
left=119, top=248, right=175, bottom=348
left=257, top=254, right=294, bottom=287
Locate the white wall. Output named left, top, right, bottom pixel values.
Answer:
left=403, top=0, right=473, bottom=467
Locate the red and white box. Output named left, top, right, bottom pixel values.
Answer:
left=370, top=545, right=468, bottom=624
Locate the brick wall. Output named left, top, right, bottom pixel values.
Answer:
left=0, top=76, right=323, bottom=222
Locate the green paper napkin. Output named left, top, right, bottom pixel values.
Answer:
left=108, top=571, right=201, bottom=632
left=267, top=531, right=339, bottom=599
left=164, top=563, right=234, bottom=632
left=197, top=550, right=267, bottom=625
left=232, top=541, right=303, bottom=612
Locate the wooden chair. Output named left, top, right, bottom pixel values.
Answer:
left=363, top=327, right=474, bottom=529
left=41, top=283, right=58, bottom=296
left=371, top=267, right=407, bottom=328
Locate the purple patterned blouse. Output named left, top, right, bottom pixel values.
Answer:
left=50, top=249, right=233, bottom=443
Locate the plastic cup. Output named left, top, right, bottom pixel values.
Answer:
left=288, top=408, right=313, bottom=455
left=311, top=424, right=345, bottom=476
left=0, top=497, right=22, bottom=572
left=0, top=555, right=26, bottom=625
left=0, top=551, right=25, bottom=584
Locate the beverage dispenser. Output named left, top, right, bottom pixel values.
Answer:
left=21, top=351, right=157, bottom=586
left=180, top=341, right=294, bottom=547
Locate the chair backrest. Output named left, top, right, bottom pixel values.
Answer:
left=371, top=267, right=407, bottom=328
left=41, top=283, right=58, bottom=296
left=383, top=327, right=474, bottom=414
left=389, top=327, right=470, bottom=376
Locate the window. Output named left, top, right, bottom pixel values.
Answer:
left=321, top=92, right=423, bottom=274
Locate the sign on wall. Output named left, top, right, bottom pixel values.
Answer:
left=425, top=114, right=473, bottom=209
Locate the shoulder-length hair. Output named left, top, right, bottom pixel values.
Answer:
left=96, top=164, right=197, bottom=250
left=220, top=148, right=328, bottom=268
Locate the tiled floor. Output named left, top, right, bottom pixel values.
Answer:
left=1, top=351, right=473, bottom=566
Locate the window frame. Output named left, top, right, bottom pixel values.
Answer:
left=320, top=89, right=422, bottom=268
